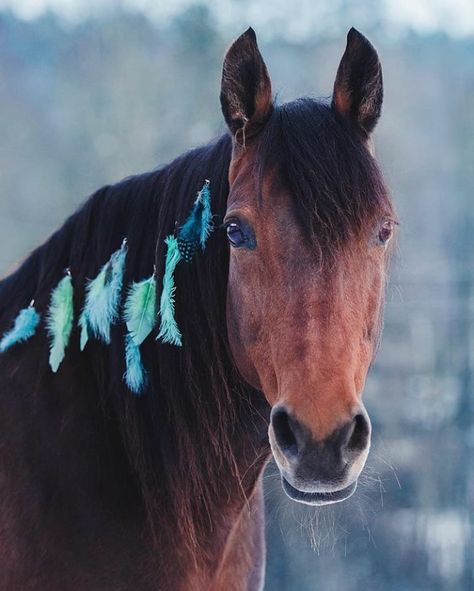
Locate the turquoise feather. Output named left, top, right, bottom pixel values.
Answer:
left=157, top=235, right=182, bottom=347
left=47, top=271, right=74, bottom=372
left=124, top=272, right=157, bottom=346
left=177, top=180, right=212, bottom=262
left=78, top=263, right=107, bottom=350
left=78, top=311, right=89, bottom=351
left=0, top=301, right=40, bottom=353
left=78, top=238, right=127, bottom=347
left=198, top=180, right=212, bottom=248
left=124, top=334, right=146, bottom=394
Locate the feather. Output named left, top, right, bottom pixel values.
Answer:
left=0, top=301, right=40, bottom=353
left=198, top=179, right=212, bottom=248
left=79, top=238, right=127, bottom=346
left=47, top=271, right=74, bottom=372
left=124, top=272, right=157, bottom=346
left=124, top=334, right=147, bottom=394
left=157, top=235, right=182, bottom=346
left=177, top=180, right=212, bottom=262
left=78, top=311, right=89, bottom=351
left=78, top=263, right=107, bottom=350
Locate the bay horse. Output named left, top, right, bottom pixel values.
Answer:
left=0, top=27, right=395, bottom=590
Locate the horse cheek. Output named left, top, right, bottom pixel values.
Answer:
left=226, top=283, right=262, bottom=390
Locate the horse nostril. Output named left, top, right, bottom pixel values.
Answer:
left=271, top=407, right=298, bottom=457
left=347, top=413, right=370, bottom=452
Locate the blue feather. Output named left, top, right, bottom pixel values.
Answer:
left=124, top=334, right=147, bottom=394
left=177, top=180, right=212, bottom=262
left=0, top=302, right=40, bottom=353
left=198, top=180, right=212, bottom=248
left=79, top=238, right=127, bottom=346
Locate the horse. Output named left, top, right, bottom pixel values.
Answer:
left=0, top=27, right=395, bottom=590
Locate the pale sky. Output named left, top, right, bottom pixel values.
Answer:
left=0, top=0, right=473, bottom=39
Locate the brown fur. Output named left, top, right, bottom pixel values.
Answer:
left=226, top=149, right=392, bottom=444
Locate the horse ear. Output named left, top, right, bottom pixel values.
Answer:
left=332, top=28, right=383, bottom=136
left=220, top=27, right=272, bottom=143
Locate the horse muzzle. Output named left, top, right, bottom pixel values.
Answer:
left=269, top=405, right=371, bottom=506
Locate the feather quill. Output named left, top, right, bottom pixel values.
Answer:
left=124, top=334, right=147, bottom=394
left=124, top=272, right=157, bottom=346
left=157, top=235, right=182, bottom=346
left=47, top=271, right=74, bottom=372
left=78, top=238, right=127, bottom=347
left=0, top=301, right=40, bottom=353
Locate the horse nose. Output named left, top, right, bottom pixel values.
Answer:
left=270, top=405, right=371, bottom=486
left=343, top=411, right=371, bottom=454
left=270, top=406, right=301, bottom=459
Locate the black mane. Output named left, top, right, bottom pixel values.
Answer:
left=0, top=132, right=259, bottom=558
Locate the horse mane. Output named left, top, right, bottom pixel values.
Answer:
left=0, top=132, right=266, bottom=561
left=0, top=97, right=390, bottom=567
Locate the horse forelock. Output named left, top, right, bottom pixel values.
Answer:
left=254, top=98, right=394, bottom=266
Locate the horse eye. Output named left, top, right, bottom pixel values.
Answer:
left=226, top=223, right=247, bottom=247
left=378, top=220, right=394, bottom=245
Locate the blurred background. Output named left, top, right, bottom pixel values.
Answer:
left=0, top=0, right=473, bottom=589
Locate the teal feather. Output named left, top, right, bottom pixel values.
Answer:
left=0, top=301, right=40, bottom=353
left=78, top=312, right=89, bottom=351
left=177, top=180, right=212, bottom=262
left=78, top=263, right=107, bottom=349
left=124, top=273, right=157, bottom=346
left=124, top=334, right=147, bottom=394
left=198, top=179, right=212, bottom=248
left=47, top=271, right=74, bottom=372
left=157, top=235, right=182, bottom=346
left=79, top=238, right=127, bottom=346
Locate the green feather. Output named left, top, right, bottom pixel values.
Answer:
left=78, top=312, right=89, bottom=351
left=47, top=271, right=74, bottom=373
left=124, top=273, right=157, bottom=346
left=157, top=235, right=182, bottom=347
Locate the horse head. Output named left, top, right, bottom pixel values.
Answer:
left=221, top=28, right=396, bottom=505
